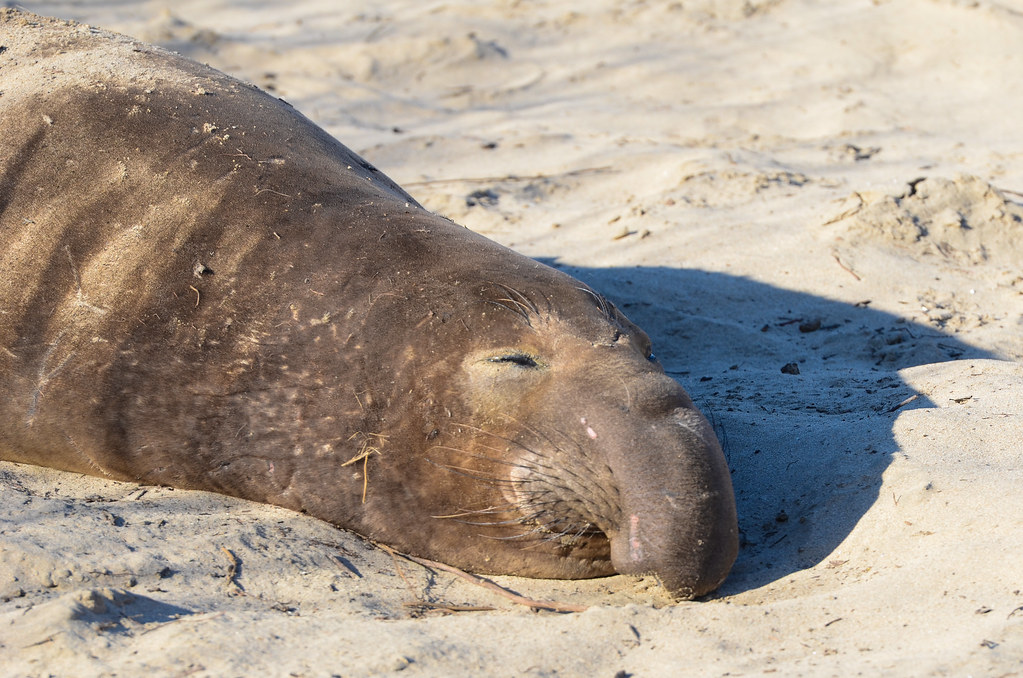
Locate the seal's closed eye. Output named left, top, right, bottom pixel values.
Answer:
left=488, top=353, right=540, bottom=368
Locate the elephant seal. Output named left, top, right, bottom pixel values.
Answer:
left=0, top=10, right=738, bottom=599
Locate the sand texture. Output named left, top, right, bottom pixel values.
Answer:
left=2, top=1, right=1022, bottom=676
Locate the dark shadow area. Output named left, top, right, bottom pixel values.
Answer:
left=120, top=593, right=194, bottom=626
left=69, top=589, right=193, bottom=631
left=539, top=260, right=997, bottom=595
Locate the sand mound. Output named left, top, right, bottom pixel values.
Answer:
left=833, top=174, right=1023, bottom=267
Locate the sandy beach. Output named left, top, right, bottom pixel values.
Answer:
left=2, top=1, right=1022, bottom=675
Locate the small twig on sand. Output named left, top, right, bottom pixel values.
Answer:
left=822, top=192, right=864, bottom=225
left=403, top=601, right=496, bottom=613
left=887, top=394, right=919, bottom=413
left=255, top=187, right=292, bottom=198
left=219, top=546, right=245, bottom=595
left=402, top=554, right=590, bottom=613
left=380, top=544, right=493, bottom=613
left=831, top=251, right=862, bottom=281
left=380, top=544, right=416, bottom=592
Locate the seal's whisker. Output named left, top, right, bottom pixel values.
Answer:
left=436, top=426, right=581, bottom=481
left=477, top=532, right=538, bottom=542
left=427, top=451, right=558, bottom=499
left=423, top=459, right=519, bottom=486
left=447, top=509, right=549, bottom=528
left=449, top=517, right=537, bottom=527
left=440, top=419, right=620, bottom=537
left=470, top=416, right=598, bottom=486
left=576, top=285, right=617, bottom=324
left=513, top=420, right=588, bottom=465
left=443, top=424, right=574, bottom=478
left=513, top=420, right=624, bottom=516
left=571, top=522, right=600, bottom=540
left=518, top=450, right=610, bottom=503
left=435, top=421, right=623, bottom=549
left=477, top=517, right=555, bottom=538
left=507, top=519, right=600, bottom=548
left=426, top=447, right=557, bottom=488
left=427, top=444, right=528, bottom=469
left=495, top=297, right=531, bottom=319
left=484, top=298, right=532, bottom=327
left=447, top=446, right=542, bottom=471
left=431, top=503, right=521, bottom=520
left=535, top=529, right=572, bottom=544
left=448, top=422, right=537, bottom=450
left=479, top=521, right=567, bottom=542
left=486, top=416, right=609, bottom=489
left=493, top=282, right=540, bottom=318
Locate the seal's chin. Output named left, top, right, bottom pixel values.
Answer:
left=603, top=488, right=739, bottom=600
left=505, top=494, right=729, bottom=600
left=607, top=530, right=726, bottom=600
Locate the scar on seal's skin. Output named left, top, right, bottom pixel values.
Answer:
left=65, top=245, right=108, bottom=316
left=64, top=430, right=111, bottom=477
left=27, top=334, right=73, bottom=425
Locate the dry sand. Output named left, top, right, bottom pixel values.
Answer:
left=2, top=1, right=1022, bottom=675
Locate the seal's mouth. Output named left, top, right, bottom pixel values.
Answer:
left=425, top=435, right=613, bottom=550
left=427, top=413, right=737, bottom=598
left=516, top=500, right=611, bottom=547
left=508, top=474, right=732, bottom=600
left=503, top=452, right=619, bottom=543
left=504, top=435, right=737, bottom=600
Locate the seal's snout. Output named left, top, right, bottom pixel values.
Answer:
left=603, top=385, right=739, bottom=599
left=609, top=492, right=737, bottom=599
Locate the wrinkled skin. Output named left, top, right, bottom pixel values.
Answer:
left=0, top=10, right=738, bottom=598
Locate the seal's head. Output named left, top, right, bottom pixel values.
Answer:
left=348, top=241, right=739, bottom=599
left=458, top=283, right=737, bottom=598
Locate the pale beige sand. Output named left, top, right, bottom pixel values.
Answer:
left=3, top=1, right=1022, bottom=676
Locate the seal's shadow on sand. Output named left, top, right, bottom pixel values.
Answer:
left=541, top=260, right=994, bottom=594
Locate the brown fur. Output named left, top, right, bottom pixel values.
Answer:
left=0, top=10, right=737, bottom=598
